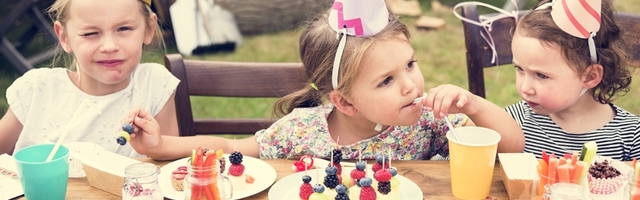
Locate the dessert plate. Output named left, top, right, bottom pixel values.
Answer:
left=268, top=168, right=423, bottom=200
left=159, top=155, right=277, bottom=200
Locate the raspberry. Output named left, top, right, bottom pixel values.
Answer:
left=229, top=151, right=243, bottom=164
left=332, top=162, right=342, bottom=175
left=359, top=186, right=377, bottom=200
left=372, top=162, right=388, bottom=173
left=323, top=174, right=339, bottom=189
left=377, top=181, right=391, bottom=194
left=299, top=183, right=313, bottom=200
left=374, top=169, right=392, bottom=182
left=350, top=169, right=366, bottom=180
left=332, top=149, right=343, bottom=163
left=228, top=164, right=245, bottom=176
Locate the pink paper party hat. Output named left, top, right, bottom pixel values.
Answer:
left=537, top=0, right=601, bottom=62
left=551, top=0, right=601, bottom=39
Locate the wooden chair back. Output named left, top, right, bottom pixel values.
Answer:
left=460, top=4, right=640, bottom=98
left=164, top=54, right=306, bottom=136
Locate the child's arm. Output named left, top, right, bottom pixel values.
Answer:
left=0, top=108, right=23, bottom=155
left=128, top=108, right=260, bottom=160
left=424, top=84, right=525, bottom=153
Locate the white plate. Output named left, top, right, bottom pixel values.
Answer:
left=159, top=155, right=277, bottom=199
left=268, top=169, right=423, bottom=200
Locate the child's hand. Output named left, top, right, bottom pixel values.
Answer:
left=123, top=108, right=162, bottom=155
left=424, top=84, right=480, bottom=120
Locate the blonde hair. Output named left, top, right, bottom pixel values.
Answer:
left=47, top=0, right=165, bottom=71
left=274, top=11, right=410, bottom=117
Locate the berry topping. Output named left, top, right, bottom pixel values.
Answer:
left=332, top=149, right=343, bottom=163
left=228, top=164, right=245, bottom=176
left=116, top=137, right=127, bottom=145
left=229, top=151, right=243, bottom=164
left=355, top=161, right=366, bottom=170
left=389, top=167, right=398, bottom=177
left=335, top=184, right=348, bottom=194
left=372, top=162, right=389, bottom=173
left=375, top=154, right=387, bottom=164
left=300, top=182, right=313, bottom=200
left=374, top=169, right=392, bottom=182
left=323, top=174, right=339, bottom=189
left=377, top=181, right=391, bottom=194
left=312, top=184, right=325, bottom=193
left=332, top=163, right=342, bottom=175
left=358, top=177, right=373, bottom=187
left=122, top=124, right=134, bottom=134
left=302, top=175, right=312, bottom=183
left=359, top=185, right=377, bottom=200
left=325, top=166, right=338, bottom=176
left=350, top=169, right=366, bottom=180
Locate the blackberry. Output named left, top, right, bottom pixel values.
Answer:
left=332, top=149, right=343, bottom=163
left=377, top=181, right=391, bottom=194
left=229, top=151, right=243, bottom=164
left=334, top=194, right=350, bottom=200
left=323, top=175, right=339, bottom=189
left=302, top=175, right=312, bottom=183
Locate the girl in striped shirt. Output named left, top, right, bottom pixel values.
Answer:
left=505, top=0, right=639, bottom=161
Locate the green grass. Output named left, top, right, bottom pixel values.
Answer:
left=1, top=0, right=640, bottom=122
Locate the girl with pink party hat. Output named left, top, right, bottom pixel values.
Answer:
left=127, top=0, right=524, bottom=161
left=504, top=0, right=639, bottom=161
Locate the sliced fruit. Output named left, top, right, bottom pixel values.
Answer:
left=246, top=174, right=255, bottom=183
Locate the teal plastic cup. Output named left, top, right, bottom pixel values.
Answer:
left=14, top=143, right=70, bottom=200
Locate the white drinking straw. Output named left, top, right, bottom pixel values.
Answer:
left=46, top=99, right=102, bottom=162
left=444, top=117, right=461, bottom=142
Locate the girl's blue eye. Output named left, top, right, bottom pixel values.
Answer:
left=407, top=60, right=417, bottom=69
left=514, top=65, right=524, bottom=72
left=378, top=76, right=393, bottom=87
left=536, top=73, right=549, bottom=79
left=82, top=32, right=97, bottom=37
left=118, top=27, right=133, bottom=32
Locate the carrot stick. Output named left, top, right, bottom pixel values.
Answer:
left=537, top=159, right=548, bottom=178
left=537, top=164, right=548, bottom=196
left=548, top=157, right=558, bottom=184
left=558, top=157, right=566, bottom=166
left=570, top=161, right=586, bottom=184
left=557, top=164, right=571, bottom=183
left=633, top=158, right=637, bottom=169
left=571, top=151, right=579, bottom=166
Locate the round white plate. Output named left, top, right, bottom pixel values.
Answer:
left=268, top=168, right=423, bottom=200
left=159, top=155, right=277, bottom=199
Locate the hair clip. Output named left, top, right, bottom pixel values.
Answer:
left=310, top=83, right=319, bottom=91
left=140, top=0, right=151, bottom=6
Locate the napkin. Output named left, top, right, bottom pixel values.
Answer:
left=498, top=153, right=537, bottom=199
left=0, top=154, right=23, bottom=199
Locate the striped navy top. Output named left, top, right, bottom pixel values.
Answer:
left=505, top=100, right=640, bottom=161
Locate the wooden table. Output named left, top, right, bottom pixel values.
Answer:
left=17, top=159, right=510, bottom=200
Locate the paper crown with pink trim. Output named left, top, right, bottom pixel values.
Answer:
left=328, top=0, right=389, bottom=37
left=536, top=0, right=601, bottom=62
